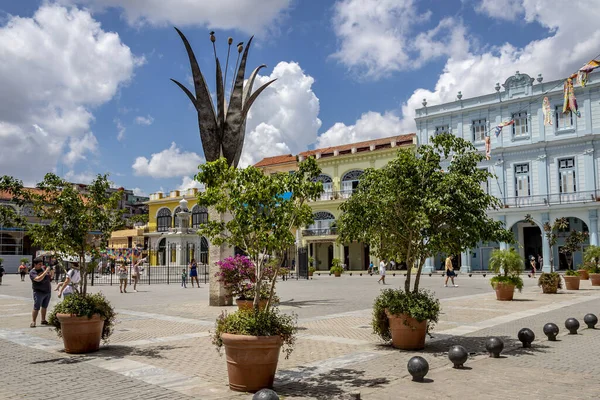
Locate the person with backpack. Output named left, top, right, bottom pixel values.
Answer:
left=58, top=263, right=80, bottom=299
left=0, top=261, right=5, bottom=285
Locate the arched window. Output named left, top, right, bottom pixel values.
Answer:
left=200, top=237, right=209, bottom=264
left=341, top=170, right=364, bottom=198
left=307, top=211, right=336, bottom=235
left=173, top=206, right=182, bottom=227
left=313, top=174, right=333, bottom=200
left=192, top=205, right=208, bottom=228
left=156, top=208, right=172, bottom=232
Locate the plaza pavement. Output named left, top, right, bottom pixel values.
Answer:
left=1, top=272, right=599, bottom=399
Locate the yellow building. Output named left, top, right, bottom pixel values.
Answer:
left=255, top=134, right=416, bottom=271
left=108, top=228, right=146, bottom=249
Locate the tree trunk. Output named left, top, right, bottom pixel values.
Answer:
left=412, top=256, right=426, bottom=292
left=404, top=258, right=412, bottom=292
left=81, top=252, right=87, bottom=296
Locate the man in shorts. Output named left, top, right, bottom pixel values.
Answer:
left=29, top=257, right=53, bottom=328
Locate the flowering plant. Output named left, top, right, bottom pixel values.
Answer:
left=215, top=255, right=254, bottom=299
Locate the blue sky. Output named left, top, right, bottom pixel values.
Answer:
left=0, top=0, right=597, bottom=196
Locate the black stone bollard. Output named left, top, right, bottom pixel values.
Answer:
left=252, top=388, right=279, bottom=400
left=407, top=356, right=429, bottom=382
left=485, top=337, right=504, bottom=358
left=584, top=314, right=598, bottom=329
left=518, top=328, right=535, bottom=348
left=565, top=318, right=580, bottom=334
left=448, top=345, right=468, bottom=368
left=468, top=273, right=472, bottom=277
left=543, top=323, right=559, bottom=341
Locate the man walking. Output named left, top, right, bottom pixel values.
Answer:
left=378, top=259, right=386, bottom=285
left=29, top=257, right=53, bottom=328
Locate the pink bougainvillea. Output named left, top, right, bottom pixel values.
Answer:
left=214, top=255, right=256, bottom=299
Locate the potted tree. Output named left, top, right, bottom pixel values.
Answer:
left=583, top=245, right=600, bottom=286
left=0, top=174, right=123, bottom=353
left=564, top=269, right=580, bottom=290
left=525, top=215, right=566, bottom=294
left=559, top=229, right=588, bottom=290
left=489, top=248, right=524, bottom=300
left=215, top=255, right=273, bottom=311
left=196, top=157, right=322, bottom=392
left=578, top=263, right=590, bottom=280
left=330, top=258, right=344, bottom=277
left=338, top=134, right=512, bottom=350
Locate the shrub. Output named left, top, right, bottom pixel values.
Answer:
left=330, top=258, right=344, bottom=274
left=565, top=269, right=579, bottom=277
left=490, top=275, right=524, bottom=291
left=372, top=289, right=440, bottom=342
left=308, top=266, right=316, bottom=274
left=538, top=272, right=563, bottom=289
left=47, top=292, right=116, bottom=343
left=212, top=308, right=297, bottom=358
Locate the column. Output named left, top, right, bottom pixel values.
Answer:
left=208, top=208, right=234, bottom=306
left=499, top=242, right=509, bottom=250
left=460, top=249, right=472, bottom=273
left=541, top=212, right=551, bottom=272
left=589, top=209, right=599, bottom=246
left=537, top=155, right=548, bottom=197
left=423, top=257, right=434, bottom=273
left=583, top=148, right=595, bottom=191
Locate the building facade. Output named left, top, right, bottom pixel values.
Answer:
left=256, top=134, right=416, bottom=271
left=415, top=71, right=600, bottom=272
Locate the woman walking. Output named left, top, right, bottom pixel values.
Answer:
left=19, top=262, right=28, bottom=281
left=444, top=256, right=458, bottom=287
left=58, top=263, right=80, bottom=299
left=118, top=262, right=128, bottom=293
left=131, top=259, right=142, bottom=293
left=189, top=258, right=200, bottom=288
left=529, top=256, right=537, bottom=278
left=378, top=260, right=386, bottom=285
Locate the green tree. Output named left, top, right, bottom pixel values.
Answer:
left=126, top=213, right=149, bottom=228
left=559, top=229, right=588, bottom=270
left=0, top=173, right=124, bottom=294
left=337, top=133, right=512, bottom=293
left=195, top=157, right=322, bottom=310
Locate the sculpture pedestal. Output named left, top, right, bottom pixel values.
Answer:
left=208, top=208, right=234, bottom=306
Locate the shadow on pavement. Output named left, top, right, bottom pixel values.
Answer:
left=279, top=298, right=340, bottom=308
left=48, top=344, right=190, bottom=361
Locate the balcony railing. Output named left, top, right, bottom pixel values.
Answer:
left=302, top=227, right=338, bottom=236
left=313, top=190, right=355, bottom=201
left=501, top=190, right=599, bottom=208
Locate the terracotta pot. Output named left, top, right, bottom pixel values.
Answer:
left=590, top=273, right=600, bottom=286
left=221, top=333, right=282, bottom=392
left=308, top=272, right=314, bottom=277
left=56, top=313, right=104, bottom=354
left=385, top=311, right=427, bottom=350
left=578, top=270, right=589, bottom=280
left=564, top=276, right=580, bottom=290
left=236, top=299, right=267, bottom=311
left=494, top=282, right=515, bottom=301
left=334, top=272, right=341, bottom=277
left=541, top=283, right=558, bottom=294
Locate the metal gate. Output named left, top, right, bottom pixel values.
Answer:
left=297, top=246, right=308, bottom=279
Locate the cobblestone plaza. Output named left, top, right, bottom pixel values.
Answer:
left=1, top=273, right=600, bottom=399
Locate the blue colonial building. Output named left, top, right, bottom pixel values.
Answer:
left=415, top=71, right=600, bottom=273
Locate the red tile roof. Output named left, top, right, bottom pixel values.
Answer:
left=253, top=154, right=297, bottom=167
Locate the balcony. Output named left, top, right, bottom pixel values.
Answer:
left=501, top=190, right=599, bottom=208
left=302, top=227, right=338, bottom=236
left=313, top=190, right=355, bottom=202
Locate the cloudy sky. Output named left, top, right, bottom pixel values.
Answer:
left=1, top=0, right=598, bottom=196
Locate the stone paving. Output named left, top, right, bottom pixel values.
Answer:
left=0, top=273, right=599, bottom=399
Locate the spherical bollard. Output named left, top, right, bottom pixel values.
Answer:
left=485, top=337, right=504, bottom=358
left=407, top=356, right=429, bottom=382
left=468, top=273, right=472, bottom=277
left=252, top=388, right=280, bottom=400
left=448, top=345, right=468, bottom=368
left=584, top=313, right=598, bottom=329
left=429, top=273, right=432, bottom=277
left=518, top=328, right=535, bottom=348
left=565, top=318, right=580, bottom=334
left=482, top=273, right=486, bottom=278
left=543, top=323, right=559, bottom=341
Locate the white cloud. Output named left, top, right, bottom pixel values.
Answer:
left=396, top=0, right=600, bottom=132
left=132, top=142, right=204, bottom=178
left=115, top=119, right=126, bottom=141
left=134, top=115, right=154, bottom=126
left=178, top=176, right=205, bottom=192
left=476, top=0, right=523, bottom=21
left=59, top=0, right=293, bottom=33
left=131, top=187, right=148, bottom=197
left=240, top=61, right=321, bottom=166
left=317, top=111, right=405, bottom=148
left=0, top=4, right=139, bottom=184
left=331, top=0, right=469, bottom=79
left=64, top=170, right=97, bottom=184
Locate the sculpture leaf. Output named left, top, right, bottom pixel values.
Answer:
left=216, top=57, right=225, bottom=141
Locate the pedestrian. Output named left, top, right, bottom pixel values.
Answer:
left=58, top=262, right=80, bottom=299
left=181, top=268, right=187, bottom=288
left=530, top=256, right=537, bottom=278
left=117, top=262, right=128, bottom=293
left=189, top=258, right=200, bottom=288
left=390, top=260, right=396, bottom=271
left=444, top=256, right=458, bottom=287
left=19, top=262, right=28, bottom=281
left=378, top=259, right=386, bottom=284
left=131, top=259, right=142, bottom=292
left=0, top=262, right=4, bottom=285
left=368, top=261, right=374, bottom=275
left=537, top=253, right=543, bottom=271
left=29, top=257, right=53, bottom=328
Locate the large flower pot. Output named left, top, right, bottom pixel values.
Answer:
left=221, top=333, right=283, bottom=392
left=564, top=276, right=580, bottom=290
left=578, top=270, right=589, bottom=280
left=494, top=283, right=515, bottom=301
left=334, top=272, right=341, bottom=277
left=385, top=311, right=427, bottom=350
left=308, top=272, right=313, bottom=277
left=56, top=313, right=104, bottom=354
left=590, top=273, right=600, bottom=286
left=541, top=283, right=558, bottom=294
left=236, top=299, right=267, bottom=311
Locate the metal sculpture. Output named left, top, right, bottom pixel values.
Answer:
left=171, top=28, right=276, bottom=167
